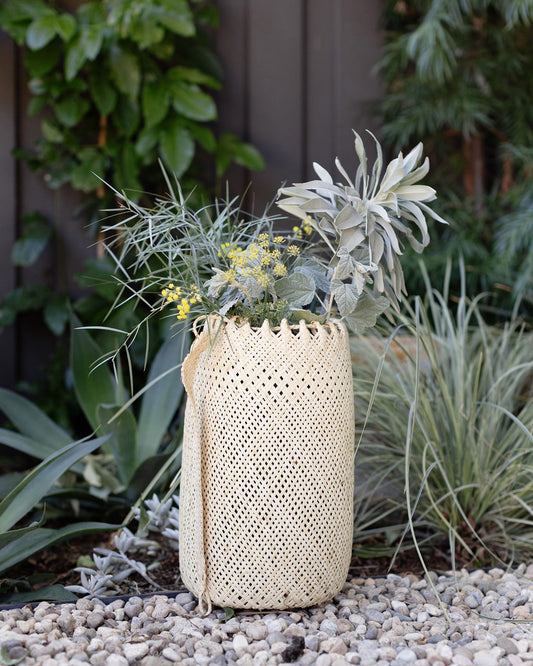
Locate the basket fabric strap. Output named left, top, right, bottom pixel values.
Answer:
left=181, top=321, right=215, bottom=615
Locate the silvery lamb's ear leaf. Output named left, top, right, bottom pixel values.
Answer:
left=278, top=186, right=316, bottom=199
left=294, top=179, right=344, bottom=194
left=375, top=217, right=402, bottom=254
left=374, top=266, right=385, bottom=293
left=417, top=201, right=449, bottom=225
left=368, top=130, right=384, bottom=196
left=301, top=198, right=338, bottom=214
left=402, top=141, right=424, bottom=173
left=378, top=154, right=406, bottom=193
left=332, top=280, right=362, bottom=316
left=369, top=202, right=394, bottom=222
left=339, top=226, right=365, bottom=253
left=395, top=184, right=436, bottom=202
left=318, top=216, right=336, bottom=234
left=335, top=157, right=354, bottom=188
left=400, top=156, right=430, bottom=186
left=353, top=131, right=367, bottom=189
left=399, top=200, right=430, bottom=245
left=335, top=204, right=364, bottom=230
left=277, top=202, right=309, bottom=221
left=369, top=231, right=385, bottom=265
left=313, top=161, right=333, bottom=184
left=343, top=293, right=390, bottom=333
left=274, top=271, right=316, bottom=307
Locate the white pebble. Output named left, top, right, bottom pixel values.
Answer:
left=397, top=647, right=417, bottom=662
left=233, top=634, right=249, bottom=654
left=106, top=656, right=128, bottom=666
left=122, top=643, right=149, bottom=662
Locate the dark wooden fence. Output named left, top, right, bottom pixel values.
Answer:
left=0, top=0, right=383, bottom=389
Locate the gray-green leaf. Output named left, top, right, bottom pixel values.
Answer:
left=332, top=280, right=361, bottom=317
left=274, top=272, right=315, bottom=307
left=343, top=293, right=390, bottom=333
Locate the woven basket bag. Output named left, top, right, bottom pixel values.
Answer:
left=179, top=317, right=355, bottom=612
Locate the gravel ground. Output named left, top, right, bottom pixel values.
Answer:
left=2, top=565, right=533, bottom=665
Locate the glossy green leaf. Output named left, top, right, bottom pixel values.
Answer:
left=157, top=0, right=195, bottom=36
left=55, top=13, right=76, bottom=41
left=0, top=435, right=108, bottom=533
left=129, top=19, right=164, bottom=48
left=171, top=81, right=216, bottom=121
left=44, top=294, right=70, bottom=335
left=89, top=71, right=117, bottom=116
left=168, top=65, right=221, bottom=90
left=70, top=316, right=117, bottom=432
left=55, top=96, right=90, bottom=127
left=80, top=23, right=103, bottom=60
left=70, top=147, right=106, bottom=192
left=136, top=324, right=189, bottom=462
left=0, top=388, right=71, bottom=452
left=65, top=34, right=87, bottom=80
left=142, top=79, right=170, bottom=128
left=159, top=122, right=195, bottom=177
left=97, top=404, right=138, bottom=485
left=26, top=13, right=58, bottom=50
left=110, top=48, right=141, bottom=100
left=27, top=95, right=47, bottom=116
left=228, top=140, right=265, bottom=171
left=135, top=126, right=159, bottom=158
left=187, top=123, right=216, bottom=152
left=0, top=522, right=119, bottom=575
left=11, top=215, right=52, bottom=266
left=216, top=132, right=265, bottom=175
left=24, top=38, right=61, bottom=76
left=114, top=96, right=140, bottom=137
left=113, top=143, right=141, bottom=194
left=41, top=119, right=63, bottom=143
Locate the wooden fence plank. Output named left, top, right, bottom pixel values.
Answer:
left=215, top=0, right=249, bottom=199
left=248, top=0, right=305, bottom=212
left=0, top=33, right=17, bottom=388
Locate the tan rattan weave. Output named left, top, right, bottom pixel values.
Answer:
left=179, top=317, right=354, bottom=611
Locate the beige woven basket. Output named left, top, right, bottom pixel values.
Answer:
left=179, top=317, right=355, bottom=612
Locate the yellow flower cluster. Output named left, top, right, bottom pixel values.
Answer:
left=292, top=218, right=313, bottom=238
left=161, top=283, right=201, bottom=320
left=215, top=231, right=304, bottom=298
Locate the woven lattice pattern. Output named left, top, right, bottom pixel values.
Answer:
left=179, top=318, right=355, bottom=610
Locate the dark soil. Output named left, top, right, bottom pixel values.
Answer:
left=1, top=531, right=455, bottom=604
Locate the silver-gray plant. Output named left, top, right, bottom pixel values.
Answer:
left=277, top=131, right=448, bottom=324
